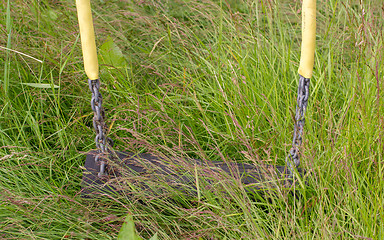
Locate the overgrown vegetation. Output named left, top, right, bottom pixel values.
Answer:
left=0, top=0, right=383, bottom=239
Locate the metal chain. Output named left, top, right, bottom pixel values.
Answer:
left=88, top=76, right=309, bottom=178
left=285, top=75, right=310, bottom=176
left=88, top=79, right=113, bottom=177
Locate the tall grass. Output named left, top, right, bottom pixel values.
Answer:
left=3, top=0, right=12, bottom=99
left=0, top=0, right=383, bottom=239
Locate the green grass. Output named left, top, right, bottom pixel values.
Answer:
left=0, top=0, right=383, bottom=239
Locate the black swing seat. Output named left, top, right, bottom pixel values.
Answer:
left=81, top=150, right=305, bottom=197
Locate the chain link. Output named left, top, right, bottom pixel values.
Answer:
left=88, top=79, right=113, bottom=177
left=285, top=75, right=310, bottom=177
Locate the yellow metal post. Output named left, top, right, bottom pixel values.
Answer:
left=298, top=0, right=316, bottom=78
left=76, top=0, right=99, bottom=80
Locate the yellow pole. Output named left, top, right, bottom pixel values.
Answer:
left=298, top=0, right=316, bottom=79
left=76, top=0, right=99, bottom=80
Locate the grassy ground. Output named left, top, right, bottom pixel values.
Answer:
left=0, top=0, right=383, bottom=239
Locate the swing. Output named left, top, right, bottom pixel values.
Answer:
left=76, top=0, right=316, bottom=196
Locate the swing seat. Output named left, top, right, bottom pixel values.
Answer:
left=76, top=0, right=315, bottom=198
left=81, top=150, right=305, bottom=197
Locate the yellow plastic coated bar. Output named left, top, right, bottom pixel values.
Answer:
left=76, top=0, right=99, bottom=80
left=298, top=0, right=316, bottom=78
